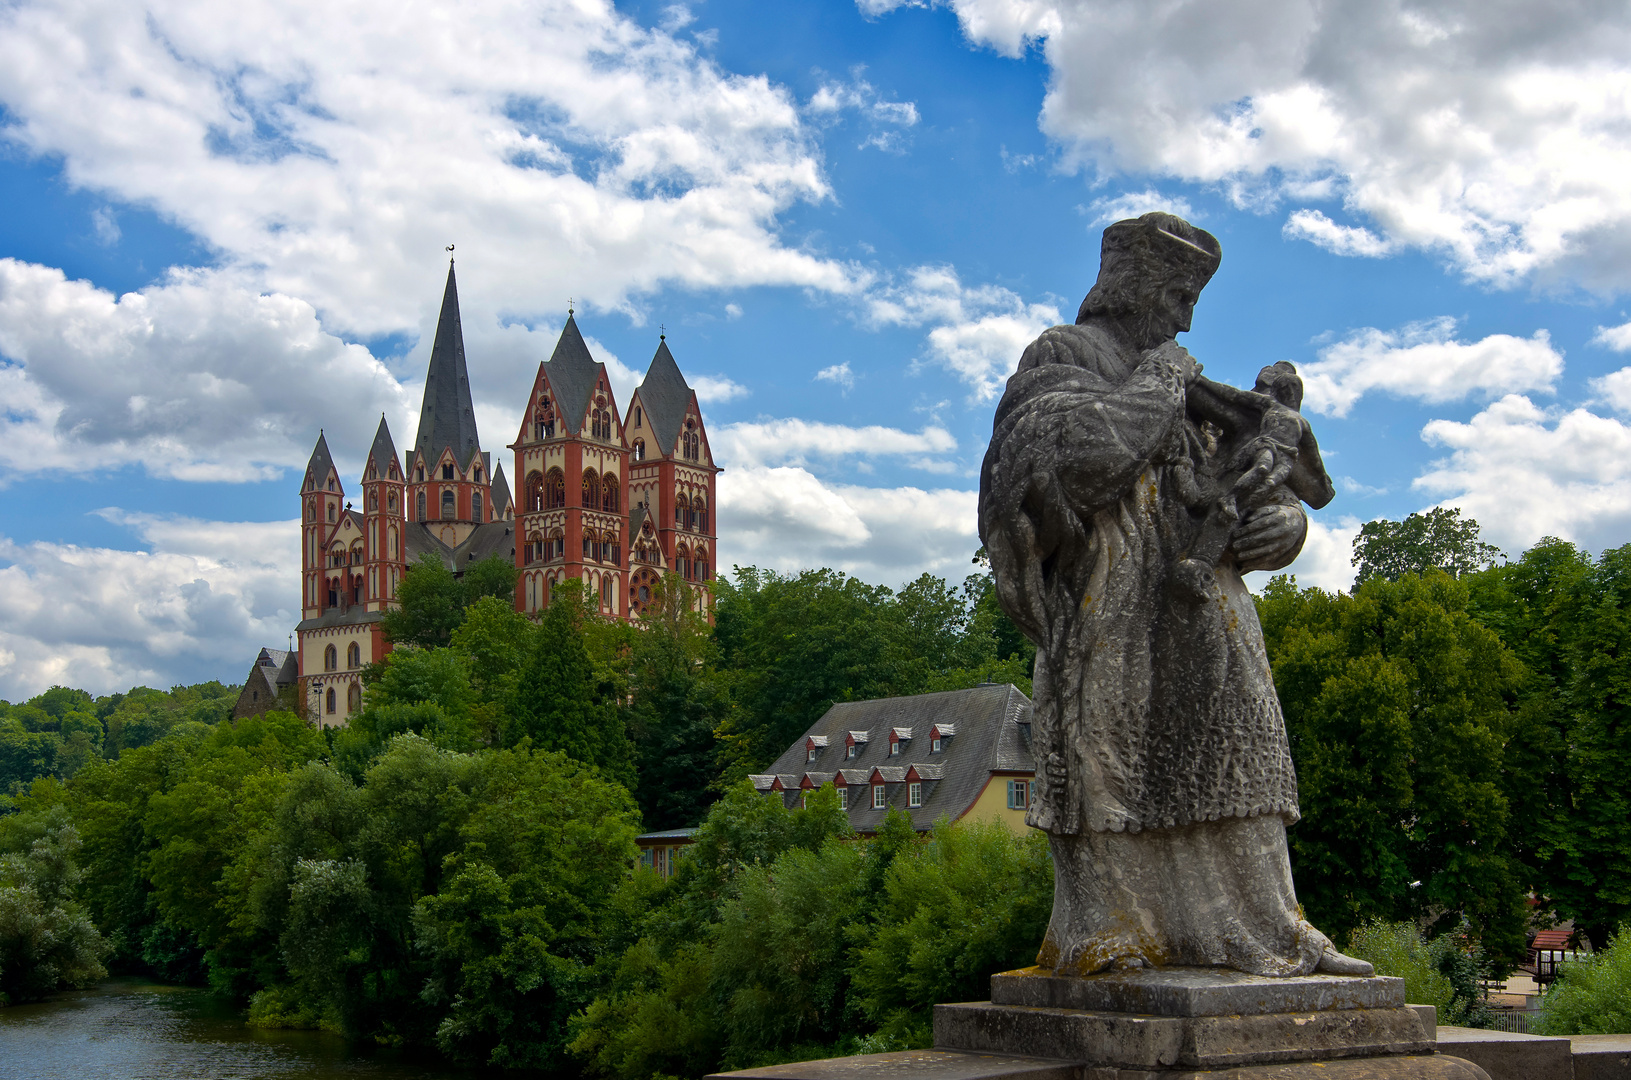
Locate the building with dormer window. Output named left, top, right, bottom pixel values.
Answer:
left=749, top=684, right=1037, bottom=835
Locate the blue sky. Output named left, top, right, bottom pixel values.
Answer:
left=3, top=0, right=1631, bottom=699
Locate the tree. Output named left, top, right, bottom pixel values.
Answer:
left=505, top=583, right=635, bottom=787
left=1257, top=571, right=1529, bottom=967
left=0, top=805, right=109, bottom=1003
left=382, top=553, right=519, bottom=649
left=1352, top=507, right=1504, bottom=584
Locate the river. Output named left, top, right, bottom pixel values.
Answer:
left=0, top=978, right=482, bottom=1079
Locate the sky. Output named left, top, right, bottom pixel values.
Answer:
left=3, top=0, right=1631, bottom=700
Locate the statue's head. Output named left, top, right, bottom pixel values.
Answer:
left=1253, top=361, right=1304, bottom=411
left=1076, top=213, right=1222, bottom=347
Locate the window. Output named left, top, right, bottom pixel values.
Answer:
left=441, top=488, right=455, bottom=519
left=1007, top=779, right=1029, bottom=810
left=473, top=490, right=484, bottom=522
left=368, top=490, right=378, bottom=510
left=347, top=642, right=360, bottom=668
left=442, top=464, right=454, bottom=480
left=889, top=740, right=899, bottom=757
left=526, top=472, right=545, bottom=511
left=634, top=406, right=642, bottom=427
left=583, top=533, right=593, bottom=560
left=601, top=576, right=612, bottom=610
left=388, top=491, right=397, bottom=511
left=326, top=687, right=336, bottom=714
left=306, top=503, right=315, bottom=522
left=328, top=504, right=336, bottom=522
left=846, top=743, right=857, bottom=760
left=633, top=439, right=645, bottom=461
left=417, top=491, right=427, bottom=522
left=807, top=747, right=817, bottom=763
left=836, top=787, right=847, bottom=810
left=347, top=682, right=361, bottom=713
left=872, top=784, right=887, bottom=809
left=908, top=782, right=922, bottom=808
left=327, top=478, right=336, bottom=491
left=582, top=470, right=600, bottom=508
left=324, top=644, right=337, bottom=671
left=675, top=494, right=688, bottom=527
left=546, top=469, right=565, bottom=509
left=602, top=477, right=619, bottom=513
left=695, top=498, right=708, bottom=532
left=416, top=466, right=425, bottom=482
left=473, top=466, right=482, bottom=482
left=931, top=737, right=942, bottom=754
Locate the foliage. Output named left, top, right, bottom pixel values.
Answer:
left=1352, top=507, right=1504, bottom=584
left=1533, top=930, right=1631, bottom=1035
left=381, top=553, right=519, bottom=649
left=1257, top=570, right=1529, bottom=967
left=0, top=805, right=109, bottom=1003
left=1346, top=919, right=1490, bottom=1028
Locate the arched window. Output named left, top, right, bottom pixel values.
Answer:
left=675, top=493, right=688, bottom=527
left=324, top=644, right=337, bottom=672
left=327, top=478, right=336, bottom=491
left=549, top=529, right=565, bottom=560
left=306, top=502, right=315, bottom=522
left=473, top=490, right=484, bottom=522
left=600, top=575, right=612, bottom=610
left=695, top=548, right=710, bottom=581
left=633, top=439, right=645, bottom=461
left=582, top=470, right=601, bottom=508
left=368, top=490, right=378, bottom=510
left=417, top=491, right=427, bottom=522
left=328, top=504, right=337, bottom=522
left=602, top=476, right=619, bottom=513
left=584, top=531, right=593, bottom=560
left=676, top=544, right=691, bottom=581
left=347, top=682, right=362, bottom=713
left=526, top=471, right=545, bottom=512
left=347, top=642, right=361, bottom=668
left=442, top=464, right=454, bottom=481
left=473, top=466, right=483, bottom=483
left=634, top=406, right=642, bottom=428
left=388, top=526, right=398, bottom=557
left=350, top=543, right=363, bottom=565
left=388, top=490, right=397, bottom=511
left=441, top=488, right=456, bottom=519
left=326, top=687, right=336, bottom=714
left=695, top=497, right=708, bottom=533
left=545, top=469, right=566, bottom=509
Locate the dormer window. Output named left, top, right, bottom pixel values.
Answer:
left=908, top=782, right=922, bottom=808
left=872, top=784, right=886, bottom=809
left=888, top=741, right=899, bottom=757
left=847, top=743, right=857, bottom=760
left=805, top=735, right=828, bottom=762
left=931, top=736, right=941, bottom=753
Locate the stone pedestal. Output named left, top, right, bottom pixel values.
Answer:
left=931, top=967, right=1489, bottom=1080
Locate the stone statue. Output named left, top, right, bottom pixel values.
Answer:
left=978, top=212, right=1372, bottom=979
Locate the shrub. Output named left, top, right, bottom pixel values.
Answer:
left=1346, top=919, right=1490, bottom=1027
left=1532, top=931, right=1631, bottom=1035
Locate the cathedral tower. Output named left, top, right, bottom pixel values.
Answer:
left=360, top=416, right=407, bottom=616
left=511, top=313, right=630, bottom=618
left=406, top=261, right=495, bottom=549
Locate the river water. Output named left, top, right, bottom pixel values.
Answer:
left=0, top=978, right=481, bottom=1079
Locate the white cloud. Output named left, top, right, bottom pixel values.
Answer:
left=1415, top=395, right=1631, bottom=553
left=691, top=374, right=749, bottom=403
left=1246, top=514, right=1361, bottom=595
left=0, top=513, right=297, bottom=701
left=0, top=259, right=410, bottom=482
left=712, top=417, right=956, bottom=469
left=808, top=73, right=919, bottom=152
left=1298, top=317, right=1563, bottom=418
left=0, top=0, right=866, bottom=338
left=867, top=265, right=1060, bottom=400
left=1086, top=189, right=1194, bottom=226
left=718, top=464, right=978, bottom=584
left=1283, top=209, right=1393, bottom=258
left=815, top=361, right=856, bottom=391
left=1590, top=367, right=1631, bottom=414
left=882, top=0, right=1631, bottom=292
left=1592, top=321, right=1631, bottom=351
left=90, top=206, right=119, bottom=246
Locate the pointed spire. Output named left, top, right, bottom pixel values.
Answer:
left=637, top=337, right=694, bottom=456
left=304, top=431, right=337, bottom=492
left=414, top=261, right=483, bottom=469
left=490, top=461, right=513, bottom=516
left=543, top=313, right=605, bottom=436
left=365, top=415, right=399, bottom=482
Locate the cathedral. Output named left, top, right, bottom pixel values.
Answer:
left=292, top=262, right=719, bottom=726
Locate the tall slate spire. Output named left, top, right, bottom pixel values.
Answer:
left=543, top=313, right=605, bottom=436
left=303, top=430, right=337, bottom=491
left=637, top=337, right=694, bottom=456
left=414, top=262, right=483, bottom=468
left=366, top=415, right=399, bottom=480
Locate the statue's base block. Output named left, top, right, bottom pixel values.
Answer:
left=706, top=1049, right=1488, bottom=1080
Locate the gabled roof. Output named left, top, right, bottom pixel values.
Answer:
left=257, top=647, right=291, bottom=668
left=636, top=338, right=694, bottom=456
left=366, top=416, right=399, bottom=481
left=543, top=314, right=606, bottom=437
left=413, top=262, right=484, bottom=470
left=303, top=432, right=338, bottom=493
left=490, top=462, right=513, bottom=517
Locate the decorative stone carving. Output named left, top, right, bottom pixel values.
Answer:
left=977, top=212, right=1368, bottom=978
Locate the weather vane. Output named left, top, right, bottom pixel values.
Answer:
left=446, top=244, right=455, bottom=262
left=568, top=296, right=575, bottom=316
left=660, top=322, right=666, bottom=340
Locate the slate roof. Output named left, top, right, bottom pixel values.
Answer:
left=490, top=462, right=513, bottom=517
left=413, top=262, right=484, bottom=469
left=544, top=314, right=605, bottom=437
left=295, top=607, right=384, bottom=631
left=254, top=647, right=299, bottom=688
left=366, top=416, right=399, bottom=480
left=403, top=521, right=516, bottom=572
left=758, top=684, right=1034, bottom=833
left=636, top=338, right=693, bottom=457
left=304, top=432, right=338, bottom=492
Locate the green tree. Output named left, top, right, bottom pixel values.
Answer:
left=0, top=805, right=109, bottom=1003
left=1352, top=507, right=1504, bottom=584
left=1533, top=930, right=1631, bottom=1035
left=1257, top=571, right=1528, bottom=966
left=382, top=553, right=520, bottom=649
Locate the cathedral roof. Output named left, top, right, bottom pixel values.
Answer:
left=637, top=338, right=694, bottom=457
left=303, top=431, right=338, bottom=492
left=413, top=262, right=483, bottom=470
left=543, top=314, right=605, bottom=436
left=490, top=462, right=513, bottom=516
left=366, top=415, right=399, bottom=480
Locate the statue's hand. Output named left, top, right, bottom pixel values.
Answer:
left=1145, top=340, right=1199, bottom=384
left=1232, top=504, right=1306, bottom=572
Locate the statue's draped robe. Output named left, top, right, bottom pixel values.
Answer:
left=979, top=322, right=1332, bottom=976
